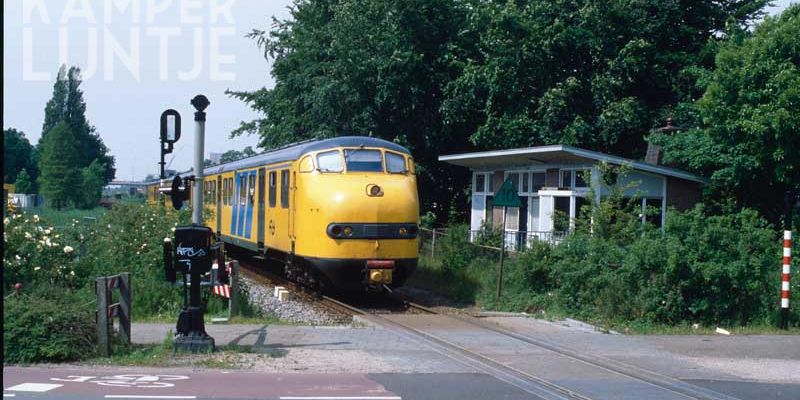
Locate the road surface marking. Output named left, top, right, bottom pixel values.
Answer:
left=279, top=397, right=401, bottom=400
left=3, top=394, right=16, bottom=397
left=104, top=396, right=197, bottom=399
left=5, top=383, right=63, bottom=392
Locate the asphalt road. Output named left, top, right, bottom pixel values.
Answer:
left=4, top=367, right=800, bottom=400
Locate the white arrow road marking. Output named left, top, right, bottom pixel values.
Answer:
left=5, top=383, right=63, bottom=392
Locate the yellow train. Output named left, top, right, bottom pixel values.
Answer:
left=150, top=136, right=419, bottom=291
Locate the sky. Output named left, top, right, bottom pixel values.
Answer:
left=3, top=0, right=796, bottom=182
left=4, top=0, right=292, bottom=181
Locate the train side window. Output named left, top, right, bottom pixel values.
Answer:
left=228, top=177, right=234, bottom=205
left=280, top=170, right=290, bottom=208
left=222, top=179, right=228, bottom=205
left=299, top=155, right=314, bottom=173
left=386, top=152, right=407, bottom=173
left=269, top=171, right=277, bottom=207
left=248, top=174, right=256, bottom=205
left=238, top=175, right=247, bottom=206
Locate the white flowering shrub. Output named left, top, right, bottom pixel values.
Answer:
left=3, top=209, right=85, bottom=290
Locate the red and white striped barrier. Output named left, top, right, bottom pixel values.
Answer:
left=213, top=284, right=230, bottom=298
left=782, top=230, right=792, bottom=310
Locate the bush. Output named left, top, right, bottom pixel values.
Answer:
left=4, top=289, right=97, bottom=363
left=429, top=205, right=798, bottom=327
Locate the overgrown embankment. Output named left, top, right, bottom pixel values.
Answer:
left=2, top=203, right=247, bottom=363
left=416, top=206, right=799, bottom=331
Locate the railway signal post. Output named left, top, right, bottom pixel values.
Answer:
left=167, top=95, right=216, bottom=352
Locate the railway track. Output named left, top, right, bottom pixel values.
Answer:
left=236, top=256, right=739, bottom=400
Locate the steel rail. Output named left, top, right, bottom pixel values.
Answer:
left=403, top=301, right=740, bottom=400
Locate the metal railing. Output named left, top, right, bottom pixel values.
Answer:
left=469, top=230, right=569, bottom=251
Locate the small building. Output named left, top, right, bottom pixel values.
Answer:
left=439, top=144, right=707, bottom=248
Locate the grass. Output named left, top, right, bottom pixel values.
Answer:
left=26, top=206, right=107, bottom=227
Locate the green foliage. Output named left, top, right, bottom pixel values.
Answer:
left=79, top=203, right=190, bottom=318
left=653, top=5, right=800, bottom=221
left=229, top=0, right=472, bottom=218
left=426, top=206, right=797, bottom=327
left=233, top=0, right=769, bottom=220
left=4, top=289, right=97, bottom=363
left=39, top=122, right=82, bottom=209
left=14, top=169, right=34, bottom=194
left=80, top=160, right=106, bottom=209
left=3, top=210, right=85, bottom=291
left=40, top=66, right=115, bottom=184
left=4, top=128, right=39, bottom=187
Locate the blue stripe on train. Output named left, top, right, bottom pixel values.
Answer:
left=244, top=171, right=255, bottom=238
left=230, top=173, right=239, bottom=235
left=236, top=174, right=247, bottom=236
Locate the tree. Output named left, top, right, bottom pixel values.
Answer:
left=40, top=66, right=116, bottom=184
left=653, top=5, right=800, bottom=222
left=219, top=146, right=258, bottom=164
left=80, top=160, right=106, bottom=209
left=4, top=128, right=38, bottom=187
left=231, top=0, right=768, bottom=221
left=440, top=0, right=769, bottom=158
left=39, top=122, right=82, bottom=210
left=229, top=0, right=473, bottom=217
left=14, top=169, right=34, bottom=194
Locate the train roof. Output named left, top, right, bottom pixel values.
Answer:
left=202, top=136, right=411, bottom=175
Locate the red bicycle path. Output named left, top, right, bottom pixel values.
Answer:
left=3, top=366, right=400, bottom=399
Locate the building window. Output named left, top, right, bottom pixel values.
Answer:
left=532, top=173, right=546, bottom=192
left=475, top=174, right=486, bottom=194
left=521, top=172, right=530, bottom=193
left=644, top=198, right=663, bottom=228
left=560, top=170, right=572, bottom=188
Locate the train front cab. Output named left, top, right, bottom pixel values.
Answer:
left=292, top=146, right=419, bottom=291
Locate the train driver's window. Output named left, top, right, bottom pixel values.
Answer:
left=299, top=155, right=314, bottom=173
left=280, top=170, right=290, bottom=208
left=268, top=171, right=277, bottom=207
left=386, top=152, right=407, bottom=173
left=316, top=150, right=343, bottom=172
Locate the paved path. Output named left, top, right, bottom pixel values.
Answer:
left=6, top=320, right=798, bottom=399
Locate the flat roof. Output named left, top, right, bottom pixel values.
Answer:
left=439, top=145, right=708, bottom=184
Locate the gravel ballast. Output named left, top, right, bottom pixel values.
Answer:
left=239, top=274, right=350, bottom=325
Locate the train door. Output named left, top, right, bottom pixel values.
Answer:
left=279, top=169, right=291, bottom=245
left=267, top=170, right=277, bottom=247
left=216, top=176, right=222, bottom=233
left=257, top=168, right=266, bottom=248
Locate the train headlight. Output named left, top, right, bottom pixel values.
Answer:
left=367, top=184, right=383, bottom=196
left=399, top=227, right=408, bottom=235
left=331, top=225, right=343, bottom=236
left=343, top=226, right=353, bottom=236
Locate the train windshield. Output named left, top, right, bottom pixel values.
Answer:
left=344, top=149, right=383, bottom=172
left=316, top=150, right=344, bottom=172
left=385, top=152, right=407, bottom=173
